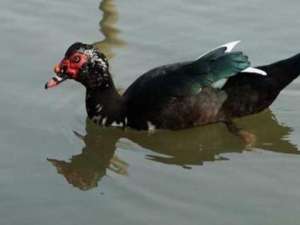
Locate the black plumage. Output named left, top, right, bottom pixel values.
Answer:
left=45, top=42, right=300, bottom=140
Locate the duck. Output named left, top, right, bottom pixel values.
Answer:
left=45, top=41, right=300, bottom=142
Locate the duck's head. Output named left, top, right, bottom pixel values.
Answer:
left=45, top=42, right=110, bottom=89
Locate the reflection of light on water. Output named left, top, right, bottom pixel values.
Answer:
left=94, top=0, right=126, bottom=59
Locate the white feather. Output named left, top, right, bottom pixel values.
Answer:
left=222, top=40, right=241, bottom=53
left=242, top=67, right=267, bottom=76
left=212, top=79, right=228, bottom=88
left=147, top=121, right=156, bottom=132
left=102, top=117, right=107, bottom=126
left=111, top=121, right=123, bottom=127
left=197, top=40, right=241, bottom=59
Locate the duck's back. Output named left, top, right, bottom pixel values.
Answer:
left=123, top=62, right=193, bottom=109
left=122, top=42, right=251, bottom=129
left=122, top=62, right=228, bottom=130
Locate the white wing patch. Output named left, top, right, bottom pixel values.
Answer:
left=212, top=78, right=228, bottom=89
left=222, top=40, right=241, bottom=53
left=197, top=40, right=241, bottom=60
left=242, top=67, right=267, bottom=76
left=211, top=67, right=267, bottom=88
left=197, top=41, right=268, bottom=84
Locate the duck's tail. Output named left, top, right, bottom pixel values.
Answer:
left=259, top=53, right=300, bottom=90
left=222, top=53, right=300, bottom=118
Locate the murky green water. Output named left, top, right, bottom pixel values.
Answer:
left=1, top=0, right=300, bottom=224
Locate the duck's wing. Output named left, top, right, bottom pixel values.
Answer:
left=124, top=41, right=262, bottom=104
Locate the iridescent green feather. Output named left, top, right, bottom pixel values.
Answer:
left=187, top=49, right=250, bottom=87
left=124, top=44, right=252, bottom=108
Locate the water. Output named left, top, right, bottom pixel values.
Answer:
left=1, top=0, right=300, bottom=224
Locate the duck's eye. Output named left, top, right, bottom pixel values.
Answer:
left=71, top=55, right=81, bottom=63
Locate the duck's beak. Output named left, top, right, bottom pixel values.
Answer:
left=44, top=75, right=68, bottom=89
left=45, top=64, right=68, bottom=89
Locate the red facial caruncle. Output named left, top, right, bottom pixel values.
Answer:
left=55, top=52, right=88, bottom=79
left=45, top=51, right=88, bottom=89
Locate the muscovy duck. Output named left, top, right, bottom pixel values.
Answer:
left=45, top=41, right=300, bottom=141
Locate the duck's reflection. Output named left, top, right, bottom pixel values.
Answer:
left=48, top=128, right=128, bottom=190
left=93, top=0, right=126, bottom=59
left=48, top=110, right=299, bottom=191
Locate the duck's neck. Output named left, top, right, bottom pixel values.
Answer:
left=85, top=82, right=125, bottom=127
